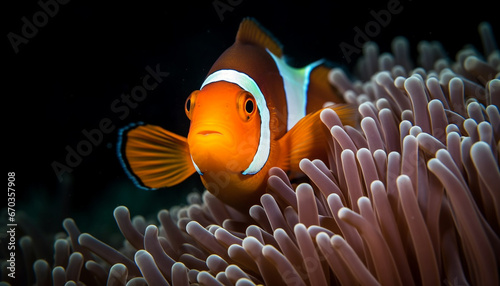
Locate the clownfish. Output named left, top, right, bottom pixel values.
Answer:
left=118, top=18, right=355, bottom=210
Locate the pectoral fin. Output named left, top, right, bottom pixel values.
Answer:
left=117, top=123, right=196, bottom=190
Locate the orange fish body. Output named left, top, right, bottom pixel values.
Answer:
left=118, top=18, right=354, bottom=210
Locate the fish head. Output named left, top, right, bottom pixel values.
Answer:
left=186, top=81, right=262, bottom=175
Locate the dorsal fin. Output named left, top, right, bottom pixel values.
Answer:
left=236, top=17, right=283, bottom=57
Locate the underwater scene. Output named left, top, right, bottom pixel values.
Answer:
left=3, top=0, right=499, bottom=285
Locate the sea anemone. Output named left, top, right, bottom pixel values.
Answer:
left=3, top=22, right=499, bottom=286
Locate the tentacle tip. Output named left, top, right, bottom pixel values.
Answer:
left=113, top=206, right=130, bottom=218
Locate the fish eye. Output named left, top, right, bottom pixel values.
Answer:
left=185, top=91, right=198, bottom=120
left=245, top=98, right=254, bottom=114
left=237, top=91, right=256, bottom=121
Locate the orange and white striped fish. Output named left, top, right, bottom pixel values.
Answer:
left=118, top=18, right=354, bottom=210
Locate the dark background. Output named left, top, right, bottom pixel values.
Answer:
left=3, top=0, right=498, bottom=240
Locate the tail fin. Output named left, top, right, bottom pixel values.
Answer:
left=117, top=123, right=196, bottom=190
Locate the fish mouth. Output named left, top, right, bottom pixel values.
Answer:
left=198, top=130, right=222, bottom=136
